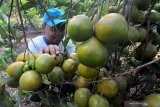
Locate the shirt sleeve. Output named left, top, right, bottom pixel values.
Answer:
left=28, top=41, right=40, bottom=53
left=66, top=40, right=76, bottom=55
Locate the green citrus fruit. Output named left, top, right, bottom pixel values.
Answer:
left=133, top=0, right=150, bottom=10
left=144, top=94, right=160, bottom=107
left=54, top=54, right=64, bottom=65
left=69, top=53, right=78, bottom=62
left=115, top=76, right=127, bottom=93
left=74, top=88, right=91, bottom=107
left=149, top=10, right=160, bottom=23
left=89, top=94, right=109, bottom=107
left=138, top=28, right=147, bottom=42
left=97, top=79, right=118, bottom=98
left=19, top=70, right=42, bottom=91
left=6, top=61, right=24, bottom=79
left=16, top=52, right=37, bottom=62
left=151, top=31, right=160, bottom=45
left=127, top=26, right=139, bottom=44
left=136, top=43, right=157, bottom=61
left=67, top=15, right=93, bottom=42
left=77, top=37, right=109, bottom=67
left=129, top=6, right=145, bottom=24
left=7, top=77, right=19, bottom=88
left=108, top=6, right=118, bottom=13
left=109, top=93, right=124, bottom=106
left=62, top=59, right=77, bottom=73
left=75, top=76, right=90, bottom=88
left=95, top=13, right=128, bottom=44
left=35, top=54, right=55, bottom=74
left=78, top=63, right=99, bottom=78
left=48, top=66, right=65, bottom=84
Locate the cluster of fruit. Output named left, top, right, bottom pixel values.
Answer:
left=5, top=0, right=160, bottom=106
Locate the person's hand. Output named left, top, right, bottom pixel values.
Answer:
left=40, top=45, right=60, bottom=57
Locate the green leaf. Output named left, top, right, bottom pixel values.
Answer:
left=20, top=2, right=37, bottom=10
left=42, top=75, right=50, bottom=85
left=39, top=91, right=50, bottom=105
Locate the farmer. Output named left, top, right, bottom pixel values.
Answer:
left=27, top=8, right=75, bottom=56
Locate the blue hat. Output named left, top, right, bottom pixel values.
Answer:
left=43, top=8, right=66, bottom=27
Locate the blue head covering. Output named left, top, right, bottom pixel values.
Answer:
left=43, top=8, right=66, bottom=27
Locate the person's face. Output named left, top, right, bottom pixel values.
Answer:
left=42, top=24, right=65, bottom=44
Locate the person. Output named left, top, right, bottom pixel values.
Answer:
left=27, top=8, right=75, bottom=56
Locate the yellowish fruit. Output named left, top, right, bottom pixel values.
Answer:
left=89, top=94, right=109, bottom=107
left=144, top=94, right=160, bottom=107
left=77, top=37, right=109, bottom=67
left=35, top=54, right=55, bottom=74
left=78, top=64, right=99, bottom=78
left=6, top=61, right=24, bottom=78
left=48, top=66, right=65, bottom=84
left=95, top=13, right=128, bottom=44
left=74, top=88, right=91, bottom=107
left=54, top=54, right=64, bottom=65
left=19, top=70, right=42, bottom=91
left=75, top=76, right=90, bottom=88
left=69, top=53, right=78, bottom=62
left=16, top=52, right=37, bottom=62
left=97, top=79, right=118, bottom=98
left=67, top=15, right=93, bottom=42
left=62, top=59, right=77, bottom=73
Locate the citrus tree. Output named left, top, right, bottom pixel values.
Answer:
left=0, top=0, right=160, bottom=107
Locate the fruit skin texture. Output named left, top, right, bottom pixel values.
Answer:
left=135, top=43, right=157, bottom=61
left=127, top=26, right=139, bottom=44
left=97, top=79, right=118, bottom=98
left=54, top=54, right=64, bottom=65
left=77, top=37, right=109, bottom=67
left=144, top=94, right=160, bottom=107
left=62, top=59, right=77, bottom=73
left=95, top=13, right=128, bottom=44
left=76, top=76, right=90, bottom=88
left=19, top=70, right=42, bottom=91
left=115, top=76, right=127, bottom=93
left=89, top=94, right=109, bottom=107
left=78, top=64, right=99, bottom=78
left=138, top=28, right=147, bottom=42
left=6, top=61, right=24, bottom=79
left=48, top=66, right=65, bottom=84
left=16, top=52, right=37, bottom=62
left=74, top=88, right=91, bottom=107
left=67, top=15, right=93, bottom=42
left=35, top=54, right=55, bottom=74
